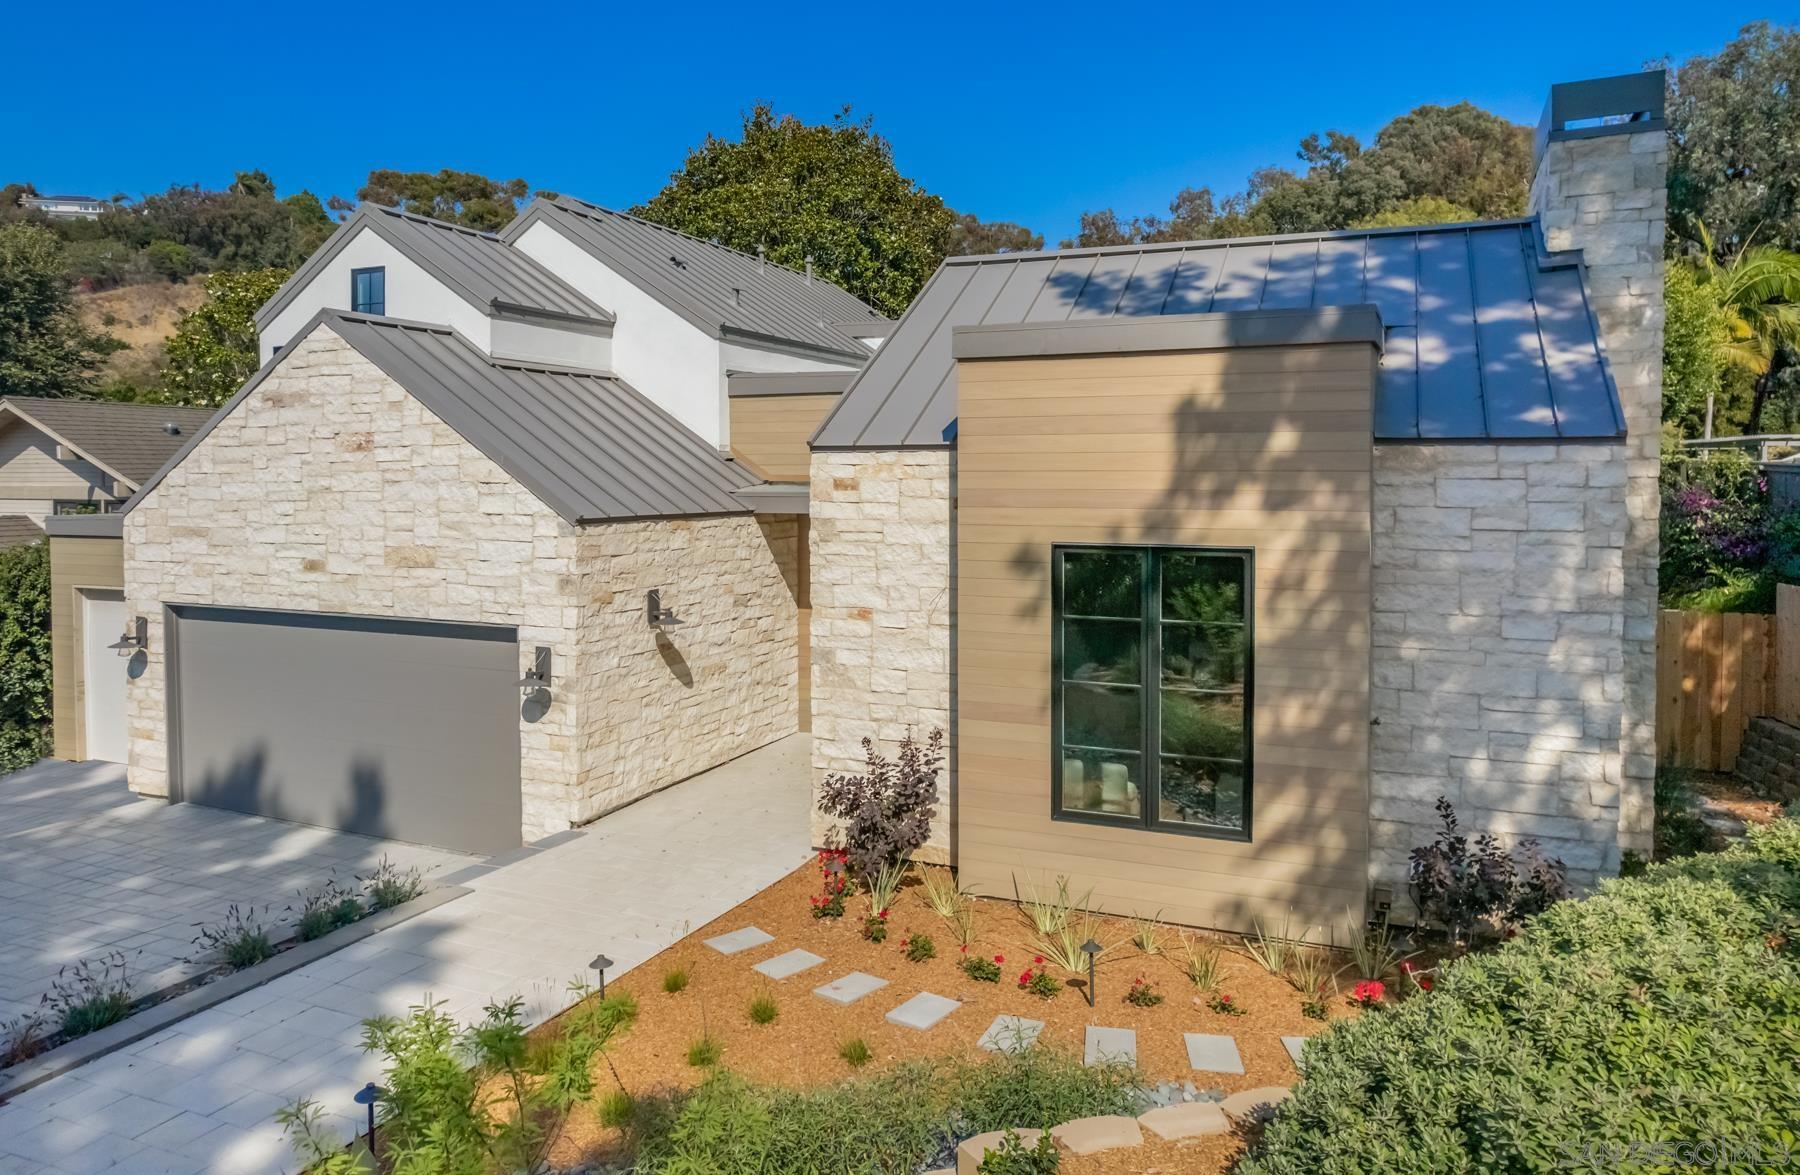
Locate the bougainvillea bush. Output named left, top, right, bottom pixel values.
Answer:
left=1659, top=447, right=1790, bottom=611
left=1241, top=818, right=1800, bottom=1173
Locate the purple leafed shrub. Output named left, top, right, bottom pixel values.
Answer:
left=1408, top=798, right=1569, bottom=945
left=816, top=728, right=944, bottom=879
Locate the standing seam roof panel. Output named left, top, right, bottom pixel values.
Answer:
left=1468, top=225, right=1559, bottom=437
left=872, top=263, right=1012, bottom=446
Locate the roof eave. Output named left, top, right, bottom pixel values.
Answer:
left=0, top=400, right=141, bottom=493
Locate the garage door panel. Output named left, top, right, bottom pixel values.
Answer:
left=171, top=606, right=521, bottom=855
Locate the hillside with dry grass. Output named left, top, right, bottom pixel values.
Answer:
left=74, top=279, right=207, bottom=387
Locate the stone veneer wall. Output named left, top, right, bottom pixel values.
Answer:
left=570, top=514, right=799, bottom=822
left=809, top=449, right=953, bottom=860
left=1531, top=128, right=1666, bottom=853
left=122, top=327, right=583, bottom=838
left=1369, top=442, right=1629, bottom=891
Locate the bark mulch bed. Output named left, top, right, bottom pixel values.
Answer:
left=543, top=861, right=1364, bottom=1171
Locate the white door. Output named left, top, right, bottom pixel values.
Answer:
left=81, top=590, right=128, bottom=763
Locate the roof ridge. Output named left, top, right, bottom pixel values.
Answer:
left=0, top=395, right=212, bottom=412
left=549, top=195, right=818, bottom=280
left=942, top=216, right=1544, bottom=266
left=368, top=203, right=504, bottom=241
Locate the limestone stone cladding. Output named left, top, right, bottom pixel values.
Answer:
left=124, top=327, right=798, bottom=842
left=1368, top=442, right=1629, bottom=891
left=1531, top=127, right=1667, bottom=854
left=808, top=448, right=953, bottom=859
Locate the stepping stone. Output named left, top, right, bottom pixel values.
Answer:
left=1083, top=1026, right=1137, bottom=1067
left=1282, top=1035, right=1308, bottom=1069
left=956, top=1129, right=1044, bottom=1175
left=704, top=926, right=773, bottom=955
left=1050, top=1114, right=1143, bottom=1156
left=886, top=991, right=960, bottom=1030
left=752, top=948, right=824, bottom=980
left=1183, top=1032, right=1244, bottom=1075
left=977, top=1015, right=1044, bottom=1054
left=1139, top=1102, right=1230, bottom=1140
left=1220, top=1086, right=1293, bottom=1125
left=813, top=971, right=888, bottom=1005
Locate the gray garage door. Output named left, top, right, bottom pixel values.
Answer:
left=170, top=605, right=521, bottom=855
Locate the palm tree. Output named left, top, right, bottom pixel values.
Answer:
left=1692, top=223, right=1800, bottom=433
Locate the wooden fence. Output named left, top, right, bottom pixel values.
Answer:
left=1657, top=584, right=1799, bottom=771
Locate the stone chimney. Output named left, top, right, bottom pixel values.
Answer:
left=1528, top=71, right=1667, bottom=855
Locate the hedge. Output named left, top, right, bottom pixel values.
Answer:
left=0, top=539, right=51, bottom=771
left=1241, top=819, right=1800, bottom=1173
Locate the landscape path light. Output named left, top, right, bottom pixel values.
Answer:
left=353, top=1082, right=384, bottom=1155
left=1081, top=938, right=1102, bottom=1007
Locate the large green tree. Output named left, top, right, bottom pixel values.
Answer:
left=0, top=221, right=116, bottom=396
left=357, top=169, right=531, bottom=232
left=0, top=539, right=50, bottom=771
left=1668, top=22, right=1800, bottom=254
left=1064, top=102, right=1531, bottom=247
left=157, top=267, right=289, bottom=407
left=633, top=105, right=955, bottom=317
left=948, top=213, right=1043, bottom=256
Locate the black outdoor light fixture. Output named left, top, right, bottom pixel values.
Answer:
left=1080, top=938, right=1102, bottom=1007
left=107, top=615, right=147, bottom=657
left=518, top=646, right=552, bottom=692
left=646, top=589, right=684, bottom=629
left=353, top=1082, right=385, bottom=1154
left=590, top=953, right=613, bottom=998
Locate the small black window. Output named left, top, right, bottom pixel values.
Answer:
left=351, top=266, right=386, bottom=315
left=1052, top=545, right=1253, bottom=840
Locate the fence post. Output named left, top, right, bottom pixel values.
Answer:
left=1779, top=585, right=1800, bottom=727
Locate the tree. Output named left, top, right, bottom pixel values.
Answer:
left=0, top=539, right=51, bottom=772
left=1685, top=225, right=1800, bottom=433
left=137, top=184, right=306, bottom=271
left=357, top=169, right=531, bottom=231
left=633, top=105, right=955, bottom=317
left=0, top=222, right=115, bottom=396
left=158, top=268, right=289, bottom=407
left=948, top=213, right=1043, bottom=256
left=1662, top=260, right=1734, bottom=436
left=1668, top=23, right=1800, bottom=254
left=1352, top=196, right=1480, bottom=229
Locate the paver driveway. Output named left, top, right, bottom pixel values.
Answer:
left=0, top=759, right=468, bottom=1025
left=0, top=735, right=813, bottom=1174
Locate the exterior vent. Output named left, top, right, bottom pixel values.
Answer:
left=162, top=423, right=182, bottom=436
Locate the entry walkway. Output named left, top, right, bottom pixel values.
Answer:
left=0, top=735, right=813, bottom=1174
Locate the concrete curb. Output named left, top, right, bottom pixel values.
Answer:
left=0, top=884, right=471, bottom=1102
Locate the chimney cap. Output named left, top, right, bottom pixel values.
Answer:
left=1536, top=69, right=1666, bottom=161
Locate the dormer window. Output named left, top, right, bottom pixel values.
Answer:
left=351, top=267, right=386, bottom=315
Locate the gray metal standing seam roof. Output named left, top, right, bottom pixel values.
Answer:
left=254, top=206, right=615, bottom=332
left=130, top=311, right=757, bottom=525
left=503, top=197, right=892, bottom=360
left=811, top=218, right=1624, bottom=447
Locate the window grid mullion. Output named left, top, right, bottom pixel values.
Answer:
left=1144, top=549, right=1159, bottom=831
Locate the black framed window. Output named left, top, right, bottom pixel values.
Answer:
left=350, top=266, right=386, bottom=315
left=1052, top=545, right=1252, bottom=840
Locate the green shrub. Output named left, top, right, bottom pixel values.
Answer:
left=687, top=1034, right=722, bottom=1067
left=359, top=855, right=425, bottom=911
left=979, top=1128, right=1060, bottom=1174
left=630, top=1046, right=1137, bottom=1175
left=192, top=904, right=276, bottom=969
left=838, top=1037, right=872, bottom=1067
left=1241, top=820, right=1800, bottom=1173
left=0, top=540, right=50, bottom=772
left=292, top=878, right=364, bottom=942
left=747, top=994, right=779, bottom=1025
left=663, top=967, right=689, bottom=994
left=45, top=951, right=134, bottom=1039
left=903, top=931, right=937, bottom=962
left=598, top=1088, right=635, bottom=1129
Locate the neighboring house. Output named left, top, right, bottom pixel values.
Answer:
left=19, top=193, right=107, bottom=220
left=0, top=397, right=214, bottom=542
left=807, top=70, right=1666, bottom=932
left=85, top=195, right=886, bottom=855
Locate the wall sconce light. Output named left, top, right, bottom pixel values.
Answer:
left=646, top=589, right=684, bottom=629
left=518, top=646, right=552, bottom=692
left=107, top=616, right=147, bottom=657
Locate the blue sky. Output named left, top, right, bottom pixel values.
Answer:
left=9, top=3, right=1774, bottom=243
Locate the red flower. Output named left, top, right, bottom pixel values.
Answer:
left=1418, top=976, right=1434, bottom=991
left=1353, top=980, right=1385, bottom=1005
left=1219, top=994, right=1232, bottom=1005
left=878, top=909, right=889, bottom=920
left=960, top=945, right=968, bottom=954
left=994, top=954, right=1004, bottom=964
left=1033, top=956, right=1044, bottom=965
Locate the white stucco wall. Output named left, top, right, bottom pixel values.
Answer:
left=489, top=316, right=612, bottom=370
left=258, top=230, right=492, bottom=363
left=511, top=221, right=730, bottom=447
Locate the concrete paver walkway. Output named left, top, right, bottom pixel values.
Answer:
left=0, top=760, right=467, bottom=1023
left=0, top=735, right=813, bottom=1175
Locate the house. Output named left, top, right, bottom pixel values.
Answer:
left=83, top=197, right=884, bottom=855
left=0, top=397, right=215, bottom=540
left=19, top=193, right=108, bottom=220
left=807, top=70, right=1666, bottom=932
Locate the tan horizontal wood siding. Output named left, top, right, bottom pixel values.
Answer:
left=954, top=344, right=1376, bottom=935
left=729, top=392, right=841, bottom=482
left=50, top=534, right=124, bottom=760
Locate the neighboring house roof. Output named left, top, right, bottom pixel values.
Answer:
left=254, top=205, right=615, bottom=334
left=25, top=194, right=103, bottom=203
left=813, top=218, right=1623, bottom=448
left=503, top=197, right=891, bottom=361
left=0, top=516, right=44, bottom=546
left=0, top=397, right=217, bottom=490
left=131, top=311, right=759, bottom=525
